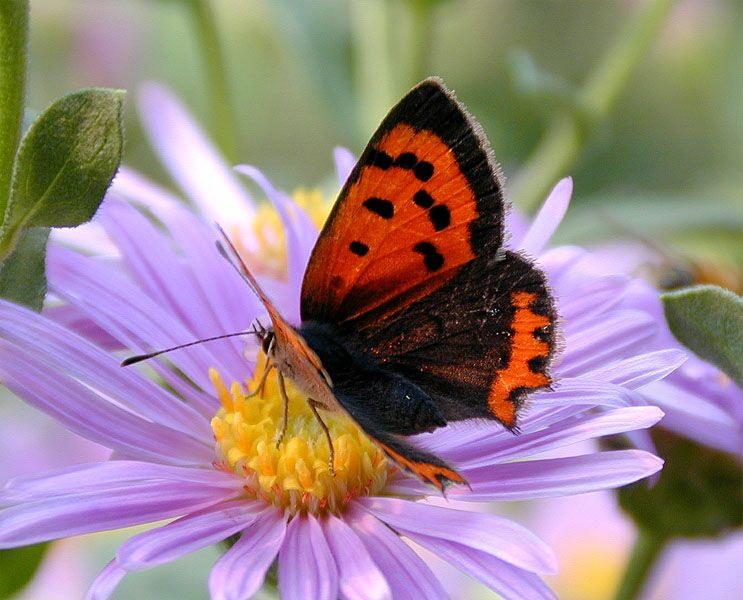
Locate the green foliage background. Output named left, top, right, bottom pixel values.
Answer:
left=27, top=1, right=743, bottom=239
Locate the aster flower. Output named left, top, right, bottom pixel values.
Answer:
left=584, top=243, right=743, bottom=456
left=0, top=86, right=682, bottom=600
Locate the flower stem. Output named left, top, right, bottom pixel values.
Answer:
left=510, top=0, right=677, bottom=213
left=0, top=0, right=28, bottom=216
left=351, top=1, right=396, bottom=143
left=613, top=529, right=667, bottom=600
left=404, top=0, right=438, bottom=83
left=186, top=0, right=238, bottom=161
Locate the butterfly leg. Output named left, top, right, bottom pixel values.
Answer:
left=275, top=371, right=290, bottom=449
left=246, top=360, right=274, bottom=399
left=308, top=399, right=336, bottom=476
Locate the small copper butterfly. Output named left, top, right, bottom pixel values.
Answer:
left=128, top=78, right=557, bottom=490
left=219, top=78, right=557, bottom=490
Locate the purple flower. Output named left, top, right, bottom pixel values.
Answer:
left=0, top=85, right=681, bottom=600
left=584, top=243, right=743, bottom=456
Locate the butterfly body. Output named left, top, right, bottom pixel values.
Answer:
left=299, top=321, right=448, bottom=435
left=226, top=77, right=557, bottom=490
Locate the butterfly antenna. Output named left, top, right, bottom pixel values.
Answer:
left=214, top=223, right=270, bottom=305
left=121, top=329, right=261, bottom=367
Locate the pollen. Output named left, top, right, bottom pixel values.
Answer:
left=210, top=356, right=389, bottom=516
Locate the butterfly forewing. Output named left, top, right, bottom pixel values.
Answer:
left=301, top=77, right=504, bottom=326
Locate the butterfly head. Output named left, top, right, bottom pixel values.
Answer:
left=250, top=319, right=275, bottom=356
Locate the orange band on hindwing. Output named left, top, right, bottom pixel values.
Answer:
left=487, top=291, right=551, bottom=427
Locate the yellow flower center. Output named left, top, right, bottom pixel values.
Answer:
left=235, top=188, right=333, bottom=278
left=210, top=356, right=389, bottom=515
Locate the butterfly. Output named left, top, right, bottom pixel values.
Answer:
left=194, top=78, right=556, bottom=490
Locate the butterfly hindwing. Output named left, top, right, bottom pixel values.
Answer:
left=349, top=250, right=556, bottom=429
left=301, top=77, right=504, bottom=327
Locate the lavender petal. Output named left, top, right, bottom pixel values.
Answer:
left=322, top=513, right=392, bottom=600
left=412, top=533, right=556, bottom=600
left=0, top=467, right=239, bottom=547
left=359, top=497, right=557, bottom=574
left=444, top=406, right=663, bottom=468
left=0, top=345, right=212, bottom=465
left=346, top=503, right=448, bottom=600
left=3, top=461, right=238, bottom=502
left=235, top=165, right=319, bottom=324
left=585, top=349, right=687, bottom=389
left=84, top=560, right=127, bottom=600
left=455, top=449, right=664, bottom=501
left=117, top=499, right=262, bottom=569
left=47, top=246, right=222, bottom=409
left=518, top=178, right=572, bottom=257
left=209, top=509, right=287, bottom=600
left=0, top=298, right=212, bottom=440
left=333, top=146, right=356, bottom=186
left=558, top=310, right=658, bottom=375
left=137, top=83, right=255, bottom=224
left=278, top=514, right=338, bottom=600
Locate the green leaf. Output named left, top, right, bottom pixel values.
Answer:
left=0, top=88, right=125, bottom=260
left=662, top=285, right=743, bottom=387
left=0, top=227, right=49, bottom=311
left=0, top=543, right=48, bottom=599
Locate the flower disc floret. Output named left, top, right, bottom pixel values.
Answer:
left=210, top=358, right=389, bottom=516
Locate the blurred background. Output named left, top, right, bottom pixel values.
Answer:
left=3, top=0, right=742, bottom=598
left=24, top=0, right=743, bottom=267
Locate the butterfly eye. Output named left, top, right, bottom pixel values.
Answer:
left=261, top=331, right=275, bottom=354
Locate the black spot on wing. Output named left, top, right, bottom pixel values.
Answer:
left=528, top=355, right=547, bottom=373
left=394, top=152, right=418, bottom=169
left=413, top=242, right=444, bottom=272
left=367, top=148, right=393, bottom=170
left=413, top=190, right=434, bottom=209
left=534, top=325, right=552, bottom=343
left=428, top=204, right=450, bottom=231
left=349, top=241, right=369, bottom=256
left=414, top=161, right=434, bottom=181
left=363, top=197, right=394, bottom=219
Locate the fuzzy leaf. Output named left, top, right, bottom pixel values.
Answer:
left=662, top=285, right=743, bottom=387
left=0, top=227, right=49, bottom=311
left=0, top=88, right=124, bottom=259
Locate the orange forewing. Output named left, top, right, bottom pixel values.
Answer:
left=303, top=123, right=478, bottom=326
